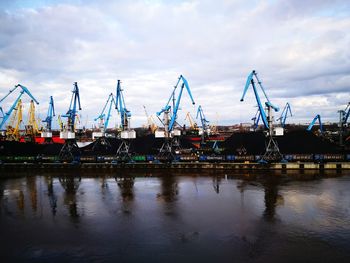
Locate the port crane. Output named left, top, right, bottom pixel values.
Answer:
left=338, top=102, right=350, bottom=146
left=196, top=105, right=210, bottom=143
left=24, top=100, right=40, bottom=142
left=251, top=109, right=261, bottom=131
left=143, top=105, right=158, bottom=133
left=276, top=102, right=292, bottom=128
left=0, top=84, right=39, bottom=130
left=92, top=93, right=116, bottom=150
left=307, top=114, right=323, bottom=133
left=115, top=80, right=136, bottom=162
left=59, top=82, right=82, bottom=161
left=185, top=112, right=197, bottom=130
left=5, top=99, right=23, bottom=141
left=41, top=96, right=55, bottom=141
left=240, top=70, right=282, bottom=162
left=156, top=75, right=195, bottom=160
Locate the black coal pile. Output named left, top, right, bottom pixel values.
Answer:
left=223, top=131, right=266, bottom=155
left=130, top=134, right=162, bottom=154
left=41, top=143, right=63, bottom=155
left=223, top=130, right=340, bottom=155
left=0, top=141, right=42, bottom=156
left=276, top=130, right=340, bottom=154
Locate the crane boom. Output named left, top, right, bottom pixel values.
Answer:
left=42, top=96, right=55, bottom=131
left=95, top=93, right=116, bottom=131
left=240, top=70, right=279, bottom=130
left=307, top=114, right=323, bottom=133
left=158, top=75, right=195, bottom=132
left=196, top=105, right=209, bottom=131
left=0, top=84, right=39, bottom=129
left=276, top=102, right=292, bottom=127
left=61, top=82, right=82, bottom=132
left=116, top=80, right=131, bottom=130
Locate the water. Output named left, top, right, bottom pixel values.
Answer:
left=1, top=170, right=350, bottom=263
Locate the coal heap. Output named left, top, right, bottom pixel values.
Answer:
left=223, top=131, right=266, bottom=155
left=223, top=130, right=340, bottom=155
left=276, top=130, right=340, bottom=154
left=130, top=134, right=162, bottom=154
left=0, top=141, right=42, bottom=156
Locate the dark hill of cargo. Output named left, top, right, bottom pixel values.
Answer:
left=223, top=131, right=266, bottom=155
left=222, top=130, right=340, bottom=155
left=276, top=130, right=339, bottom=154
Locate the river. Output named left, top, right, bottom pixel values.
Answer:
left=1, top=170, right=350, bottom=263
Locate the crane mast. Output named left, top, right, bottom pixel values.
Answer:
left=241, top=70, right=282, bottom=162
left=92, top=93, right=117, bottom=151
left=59, top=82, right=82, bottom=162
left=114, top=80, right=136, bottom=162
left=42, top=96, right=55, bottom=140
left=196, top=105, right=210, bottom=143
left=156, top=75, right=195, bottom=160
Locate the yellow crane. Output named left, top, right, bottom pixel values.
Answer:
left=25, top=100, right=41, bottom=140
left=6, top=99, right=23, bottom=141
left=57, top=115, right=64, bottom=131
left=143, top=105, right=158, bottom=133
left=184, top=112, right=198, bottom=130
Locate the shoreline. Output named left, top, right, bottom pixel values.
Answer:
left=1, top=161, right=349, bottom=171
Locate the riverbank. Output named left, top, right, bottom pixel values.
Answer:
left=1, top=161, right=349, bottom=172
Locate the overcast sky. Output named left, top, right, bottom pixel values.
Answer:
left=0, top=0, right=349, bottom=129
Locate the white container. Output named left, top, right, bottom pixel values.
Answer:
left=273, top=127, right=284, bottom=136
left=155, top=130, right=165, bottom=138
left=92, top=132, right=104, bottom=139
left=60, top=131, right=75, bottom=139
left=41, top=131, right=52, bottom=138
left=172, top=129, right=181, bottom=136
left=128, top=130, right=136, bottom=139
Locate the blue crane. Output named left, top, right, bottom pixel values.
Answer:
left=340, top=102, right=350, bottom=125
left=251, top=109, right=261, bottom=130
left=0, top=84, right=39, bottom=129
left=276, top=102, right=292, bottom=128
left=157, top=75, right=195, bottom=132
left=196, top=105, right=209, bottom=132
left=42, top=96, right=55, bottom=131
left=61, top=82, right=82, bottom=131
left=116, top=80, right=131, bottom=130
left=240, top=70, right=279, bottom=130
left=306, top=114, right=323, bottom=133
left=95, top=93, right=116, bottom=132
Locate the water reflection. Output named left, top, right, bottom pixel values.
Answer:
left=236, top=174, right=284, bottom=222
left=59, top=175, right=81, bottom=219
left=157, top=175, right=178, bottom=202
left=213, top=176, right=221, bottom=194
left=45, top=176, right=57, bottom=216
left=262, top=177, right=284, bottom=222
left=26, top=176, right=37, bottom=212
left=115, top=175, right=135, bottom=201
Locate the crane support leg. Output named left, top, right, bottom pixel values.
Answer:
left=92, top=136, right=111, bottom=151
left=59, top=139, right=80, bottom=162
left=116, top=139, right=132, bottom=162
left=261, top=135, right=283, bottom=162
left=158, top=137, right=181, bottom=162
